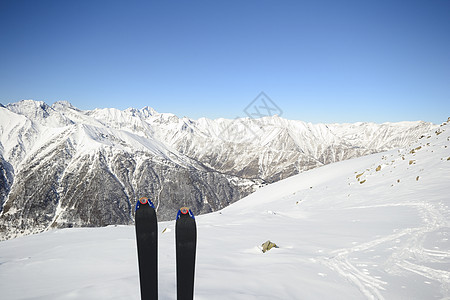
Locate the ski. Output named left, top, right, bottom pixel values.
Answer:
left=135, top=197, right=158, bottom=300
left=175, top=207, right=197, bottom=300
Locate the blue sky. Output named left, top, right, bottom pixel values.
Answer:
left=1, top=0, right=449, bottom=123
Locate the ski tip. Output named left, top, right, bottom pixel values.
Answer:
left=135, top=197, right=155, bottom=211
left=176, top=207, right=195, bottom=220
left=139, top=197, right=149, bottom=205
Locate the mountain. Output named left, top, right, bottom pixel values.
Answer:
left=0, top=100, right=437, bottom=240
left=0, top=118, right=448, bottom=299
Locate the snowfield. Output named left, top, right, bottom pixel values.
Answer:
left=1, top=121, right=449, bottom=299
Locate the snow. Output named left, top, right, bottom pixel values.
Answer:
left=1, top=120, right=449, bottom=299
left=1, top=100, right=437, bottom=188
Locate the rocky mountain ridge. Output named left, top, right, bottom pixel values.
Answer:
left=0, top=100, right=437, bottom=239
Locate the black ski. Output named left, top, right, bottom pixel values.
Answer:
left=135, top=197, right=158, bottom=300
left=175, top=207, right=197, bottom=300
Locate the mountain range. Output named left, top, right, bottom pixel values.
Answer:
left=0, top=100, right=437, bottom=240
left=1, top=114, right=448, bottom=299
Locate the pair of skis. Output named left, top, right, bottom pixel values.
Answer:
left=135, top=197, right=197, bottom=300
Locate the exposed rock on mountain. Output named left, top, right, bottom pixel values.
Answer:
left=0, top=100, right=437, bottom=239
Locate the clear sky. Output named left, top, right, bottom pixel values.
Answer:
left=1, top=0, right=449, bottom=124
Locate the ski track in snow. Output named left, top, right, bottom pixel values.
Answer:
left=322, top=256, right=387, bottom=300
left=319, top=201, right=450, bottom=300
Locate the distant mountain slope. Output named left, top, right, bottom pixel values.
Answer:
left=0, top=100, right=437, bottom=240
left=150, top=115, right=435, bottom=182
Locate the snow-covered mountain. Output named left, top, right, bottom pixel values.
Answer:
left=0, top=117, right=448, bottom=299
left=0, top=100, right=437, bottom=240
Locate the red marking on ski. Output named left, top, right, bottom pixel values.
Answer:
left=139, top=197, right=149, bottom=205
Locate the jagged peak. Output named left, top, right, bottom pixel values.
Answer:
left=8, top=99, right=49, bottom=109
left=52, top=101, right=77, bottom=110
left=6, top=100, right=53, bottom=117
left=140, top=106, right=158, bottom=118
left=5, top=99, right=77, bottom=128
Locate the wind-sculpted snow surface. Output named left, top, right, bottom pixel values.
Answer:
left=0, top=118, right=448, bottom=299
left=0, top=100, right=437, bottom=240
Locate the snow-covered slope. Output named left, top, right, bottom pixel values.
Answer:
left=0, top=101, right=259, bottom=240
left=148, top=114, right=436, bottom=182
left=0, top=100, right=437, bottom=240
left=0, top=118, right=448, bottom=299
